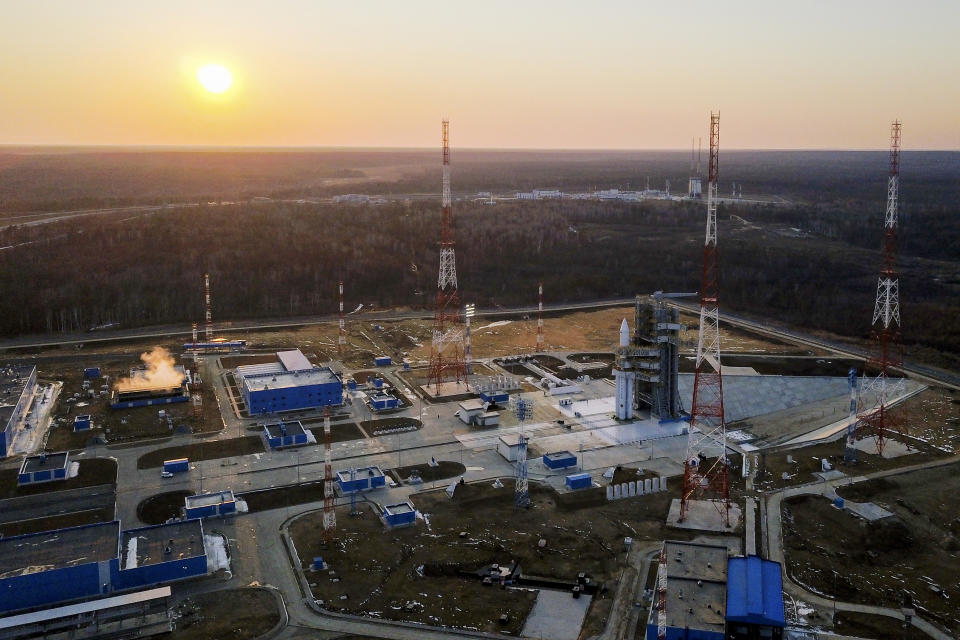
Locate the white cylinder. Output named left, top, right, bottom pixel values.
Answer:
left=613, top=484, right=622, bottom=499
left=644, top=478, right=652, bottom=493
left=652, top=477, right=661, bottom=492
left=661, top=477, right=667, bottom=492
left=628, top=481, right=636, bottom=497
left=606, top=486, right=614, bottom=501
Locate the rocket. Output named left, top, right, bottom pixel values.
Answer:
left=620, top=318, right=629, bottom=347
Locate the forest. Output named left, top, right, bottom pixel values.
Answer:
left=0, top=195, right=956, bottom=369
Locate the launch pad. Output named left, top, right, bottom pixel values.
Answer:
left=665, top=498, right=742, bottom=532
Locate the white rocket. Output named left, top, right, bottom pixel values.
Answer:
left=615, top=318, right=635, bottom=420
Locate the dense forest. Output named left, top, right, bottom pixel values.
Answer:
left=0, top=197, right=956, bottom=369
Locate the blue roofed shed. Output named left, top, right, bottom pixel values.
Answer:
left=726, top=556, right=785, bottom=632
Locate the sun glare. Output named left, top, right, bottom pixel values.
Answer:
left=196, top=64, right=233, bottom=94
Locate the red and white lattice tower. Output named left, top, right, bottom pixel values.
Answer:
left=322, top=408, right=337, bottom=541
left=338, top=280, right=346, bottom=356
left=679, top=112, right=730, bottom=526
left=428, top=119, right=466, bottom=392
left=536, top=282, right=544, bottom=351
left=656, top=546, right=667, bottom=640
left=204, top=273, right=213, bottom=342
left=858, top=121, right=905, bottom=456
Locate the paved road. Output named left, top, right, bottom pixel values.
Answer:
left=0, top=484, right=114, bottom=525
left=765, top=456, right=960, bottom=640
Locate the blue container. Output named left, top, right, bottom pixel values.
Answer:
left=374, top=356, right=392, bottom=367
left=73, top=415, right=92, bottom=431
left=347, top=379, right=358, bottom=390
left=313, top=557, right=324, bottom=570
left=833, top=497, right=845, bottom=509
left=83, top=367, right=101, bottom=379
left=565, top=473, right=592, bottom=490
left=372, top=377, right=384, bottom=389
left=163, top=458, right=189, bottom=473
left=403, top=362, right=410, bottom=370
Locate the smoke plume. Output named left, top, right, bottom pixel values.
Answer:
left=114, top=347, right=184, bottom=391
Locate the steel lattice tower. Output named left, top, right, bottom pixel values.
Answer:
left=322, top=409, right=337, bottom=541
left=536, top=282, right=544, bottom=351
left=338, top=280, right=346, bottom=356
left=679, top=112, right=730, bottom=526
left=513, top=396, right=531, bottom=508
left=858, top=121, right=905, bottom=456
left=204, top=273, right=213, bottom=342
left=428, top=119, right=466, bottom=392
left=656, top=547, right=667, bottom=640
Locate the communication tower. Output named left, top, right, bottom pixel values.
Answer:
left=536, top=282, right=544, bottom=351
left=858, top=121, right=905, bottom=455
left=679, top=112, right=730, bottom=526
left=338, top=280, right=347, bottom=356
left=428, top=120, right=467, bottom=392
left=513, top=396, right=532, bottom=508
left=204, top=273, right=213, bottom=342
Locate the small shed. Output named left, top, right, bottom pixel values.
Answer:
left=382, top=502, right=416, bottom=528
left=543, top=451, right=577, bottom=470
left=184, top=490, right=237, bottom=519
left=18, top=452, right=70, bottom=485
left=565, top=472, right=592, bottom=491
left=497, top=434, right=524, bottom=462
left=336, top=466, right=386, bottom=493
left=73, top=414, right=92, bottom=431
left=83, top=367, right=101, bottom=379
left=374, top=356, right=392, bottom=367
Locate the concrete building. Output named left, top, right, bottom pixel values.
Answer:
left=0, top=364, right=37, bottom=458
left=0, top=519, right=208, bottom=615
left=497, top=434, right=524, bottom=462
left=369, top=391, right=400, bottom=411
left=646, top=540, right=729, bottom=640
left=18, top=451, right=69, bottom=485
left=184, top=490, right=237, bottom=519
left=645, top=542, right=784, bottom=640
left=262, top=420, right=309, bottom=449
left=336, top=466, right=386, bottom=494
left=382, top=502, right=416, bottom=528
left=457, top=399, right=499, bottom=427
left=238, top=349, right=342, bottom=415
left=542, top=451, right=577, bottom=470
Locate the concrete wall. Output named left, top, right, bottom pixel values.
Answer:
left=111, top=554, right=207, bottom=591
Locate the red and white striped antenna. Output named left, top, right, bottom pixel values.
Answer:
left=322, top=408, right=337, bottom=541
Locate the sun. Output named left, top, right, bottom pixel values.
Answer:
left=196, top=64, right=233, bottom=94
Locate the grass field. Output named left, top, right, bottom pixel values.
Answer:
left=169, top=587, right=280, bottom=640
left=137, top=436, right=265, bottom=469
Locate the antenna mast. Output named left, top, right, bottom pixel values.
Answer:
left=204, top=273, right=213, bottom=342
left=679, top=112, right=730, bottom=526
left=338, top=280, right=346, bottom=356
left=536, top=282, right=544, bottom=351
left=858, top=121, right=905, bottom=455
left=428, top=119, right=466, bottom=392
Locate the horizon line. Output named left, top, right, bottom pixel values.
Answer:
left=0, top=143, right=956, bottom=153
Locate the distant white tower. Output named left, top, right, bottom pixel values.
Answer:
left=614, top=319, right=636, bottom=420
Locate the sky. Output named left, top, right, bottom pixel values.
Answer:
left=1, top=1, right=958, bottom=149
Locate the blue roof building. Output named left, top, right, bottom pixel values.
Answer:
left=726, top=556, right=785, bottom=638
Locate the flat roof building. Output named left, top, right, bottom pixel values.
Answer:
left=18, top=451, right=70, bottom=485
left=0, top=365, right=38, bottom=458
left=238, top=349, right=342, bottom=416
left=262, top=420, right=310, bottom=449
left=646, top=541, right=729, bottom=640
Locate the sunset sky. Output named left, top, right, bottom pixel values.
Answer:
left=2, top=1, right=958, bottom=149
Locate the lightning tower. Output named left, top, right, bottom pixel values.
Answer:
left=338, top=280, right=346, bottom=356
left=428, top=119, right=467, bottom=392
left=536, top=282, right=544, bottom=351
left=322, top=409, right=337, bottom=541
left=679, top=112, right=730, bottom=526
left=656, top=547, right=667, bottom=640
left=858, top=121, right=905, bottom=455
left=513, top=396, right=532, bottom=508
left=204, top=273, right=213, bottom=342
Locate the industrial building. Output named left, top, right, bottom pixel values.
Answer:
left=73, top=414, right=91, bottom=431
left=336, top=466, right=386, bottom=494
left=17, top=451, right=70, bottom=485
left=184, top=490, right=237, bottom=519
left=0, top=519, right=209, bottom=614
left=0, top=364, right=37, bottom=458
left=542, top=450, right=577, bottom=471
left=238, top=349, right=342, bottom=415
left=457, top=399, right=499, bottom=427
left=262, top=420, right=310, bottom=449
left=109, top=365, right=188, bottom=410
left=368, top=391, right=400, bottom=411
left=645, top=541, right=785, bottom=640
